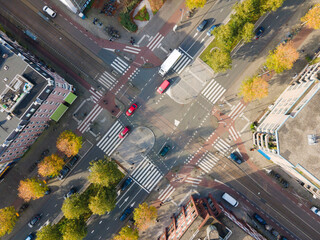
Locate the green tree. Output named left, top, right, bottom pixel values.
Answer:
left=239, top=76, right=268, bottom=102
left=61, top=193, right=89, bottom=219
left=37, top=224, right=62, bottom=240
left=301, top=4, right=320, bottom=29
left=133, top=202, right=158, bottom=231
left=38, top=154, right=64, bottom=177
left=233, top=0, right=260, bottom=22
left=18, top=178, right=48, bottom=201
left=214, top=24, right=235, bottom=51
left=89, top=187, right=116, bottom=215
left=88, top=158, right=124, bottom=187
left=185, top=0, right=207, bottom=9
left=261, top=0, right=285, bottom=12
left=204, top=48, right=232, bottom=72
left=56, top=130, right=82, bottom=157
left=242, top=22, right=255, bottom=42
left=266, top=41, right=299, bottom=73
left=113, top=226, right=139, bottom=240
left=0, top=206, right=18, bottom=237
left=60, top=219, right=87, bottom=240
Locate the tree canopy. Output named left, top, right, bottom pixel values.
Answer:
left=242, top=22, right=255, bottom=42
left=133, top=202, right=158, bottom=231
left=88, top=187, right=116, bottom=215
left=185, top=0, right=207, bottom=9
left=36, top=224, right=62, bottom=240
left=0, top=206, right=18, bottom=237
left=38, top=154, right=64, bottom=177
left=203, top=48, right=232, bottom=73
left=301, top=4, right=320, bottom=29
left=88, top=158, right=124, bottom=187
left=239, top=76, right=268, bottom=102
left=18, top=178, right=48, bottom=201
left=60, top=219, right=87, bottom=240
left=61, top=193, right=89, bottom=219
left=266, top=41, right=299, bottom=73
left=113, top=226, right=139, bottom=240
left=56, top=130, right=82, bottom=157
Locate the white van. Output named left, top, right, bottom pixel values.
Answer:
left=43, top=6, right=57, bottom=18
left=222, top=192, right=239, bottom=207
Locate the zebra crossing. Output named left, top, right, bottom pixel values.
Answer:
left=172, top=48, right=193, bottom=74
left=196, top=151, right=220, bottom=173
left=201, top=79, right=226, bottom=104
left=123, top=46, right=141, bottom=55
left=184, top=176, right=203, bottom=185
left=228, top=102, right=246, bottom=121
left=130, top=157, right=163, bottom=193
left=77, top=104, right=103, bottom=134
left=158, top=184, right=175, bottom=202
left=96, top=120, right=125, bottom=156
left=229, top=126, right=240, bottom=141
left=89, top=87, right=103, bottom=103
left=147, top=33, right=164, bottom=51
left=97, top=71, right=118, bottom=90
left=111, top=57, right=130, bottom=74
left=212, top=137, right=232, bottom=155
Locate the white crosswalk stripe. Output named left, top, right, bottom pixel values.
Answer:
left=196, top=151, right=220, bottom=173
left=212, top=137, right=231, bottom=154
left=184, top=176, right=203, bottom=185
left=89, top=87, right=103, bottom=103
left=77, top=104, right=103, bottom=133
left=229, top=126, right=240, bottom=141
left=201, top=79, right=226, bottom=104
left=123, top=46, right=141, bottom=54
left=111, top=57, right=130, bottom=74
left=172, top=54, right=192, bottom=74
left=147, top=33, right=164, bottom=51
left=228, top=102, right=246, bottom=120
left=97, top=71, right=118, bottom=90
left=130, top=157, right=163, bottom=193
left=158, top=184, right=175, bottom=202
left=97, top=120, right=125, bottom=156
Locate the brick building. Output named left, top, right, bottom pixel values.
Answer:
left=0, top=34, right=76, bottom=176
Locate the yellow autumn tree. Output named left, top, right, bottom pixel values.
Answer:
left=133, top=202, right=158, bottom=231
left=56, top=130, right=82, bottom=157
left=266, top=41, right=299, bottom=73
left=18, top=178, right=48, bottom=201
left=0, top=206, right=18, bottom=237
left=113, top=226, right=139, bottom=240
left=239, top=76, right=268, bottom=102
left=38, top=154, right=64, bottom=177
left=301, top=4, right=320, bottom=29
left=185, top=0, right=207, bottom=9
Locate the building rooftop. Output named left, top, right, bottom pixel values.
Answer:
left=278, top=86, right=320, bottom=181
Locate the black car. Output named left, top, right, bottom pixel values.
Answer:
left=254, top=26, right=264, bottom=39
left=64, top=187, right=77, bottom=199
left=18, top=203, right=29, bottom=214
left=68, top=155, right=79, bottom=167
left=253, top=213, right=266, bottom=225
left=159, top=145, right=170, bottom=157
left=58, top=166, right=70, bottom=180
left=28, top=214, right=41, bottom=228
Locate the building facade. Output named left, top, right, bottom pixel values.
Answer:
left=0, top=33, right=76, bottom=176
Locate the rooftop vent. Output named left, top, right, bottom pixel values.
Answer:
left=3, top=78, right=8, bottom=82
left=308, top=134, right=317, bottom=145
left=3, top=65, right=9, bottom=71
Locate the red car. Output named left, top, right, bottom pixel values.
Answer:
left=119, top=127, right=130, bottom=139
left=126, top=103, right=138, bottom=116
left=157, top=80, right=170, bottom=94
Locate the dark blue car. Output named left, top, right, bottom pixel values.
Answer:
left=230, top=152, right=242, bottom=164
left=121, top=178, right=133, bottom=191
left=120, top=207, right=133, bottom=221
left=253, top=213, right=266, bottom=225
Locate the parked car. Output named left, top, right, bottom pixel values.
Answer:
left=311, top=206, right=320, bottom=216
left=44, top=187, right=51, bottom=195
left=271, top=229, right=280, bottom=238
left=157, top=80, right=170, bottom=94
left=265, top=224, right=272, bottom=231
left=18, top=203, right=29, bottom=214
left=254, top=26, right=264, bottom=39
left=58, top=166, right=70, bottom=180
left=121, top=178, right=133, bottom=191
left=280, top=236, right=288, bottom=240
left=25, top=233, right=35, bottom=240
left=230, top=152, right=242, bottom=164
left=68, top=155, right=79, bottom=167
left=43, top=6, right=57, bottom=18
left=28, top=214, right=41, bottom=228
left=64, top=187, right=77, bottom=199
left=207, top=24, right=217, bottom=36
left=253, top=213, right=266, bottom=225
left=120, top=207, right=133, bottom=221
left=269, top=170, right=289, bottom=188
left=126, top=103, right=138, bottom=116
left=197, top=19, right=208, bottom=32
left=159, top=145, right=170, bottom=157
left=119, top=126, right=130, bottom=139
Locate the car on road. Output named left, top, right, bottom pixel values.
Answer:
left=197, top=19, right=208, bottom=32
left=207, top=24, right=218, bottom=36
left=230, top=152, right=242, bottom=164
left=68, top=155, right=79, bottom=167
left=44, top=187, right=51, bottom=195
left=43, top=6, right=57, bottom=18
left=18, top=203, right=29, bottom=214
left=121, top=178, right=133, bottom=191
left=58, top=166, right=70, bottom=180
left=126, top=103, right=138, bottom=116
left=120, top=207, right=133, bottom=221
left=119, top=126, right=130, bottom=139
left=254, top=26, right=264, bottom=39
left=157, top=80, right=170, bottom=94
left=25, top=233, right=35, bottom=240
left=311, top=206, right=320, bottom=216
left=159, top=145, right=170, bottom=157
left=28, top=214, right=41, bottom=228
left=253, top=213, right=266, bottom=225
left=64, top=187, right=77, bottom=199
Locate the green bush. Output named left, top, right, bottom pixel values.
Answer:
left=120, top=12, right=138, bottom=32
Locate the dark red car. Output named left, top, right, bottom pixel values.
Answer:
left=126, top=103, right=138, bottom=116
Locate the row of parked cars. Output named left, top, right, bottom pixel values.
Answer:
left=268, top=170, right=289, bottom=188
